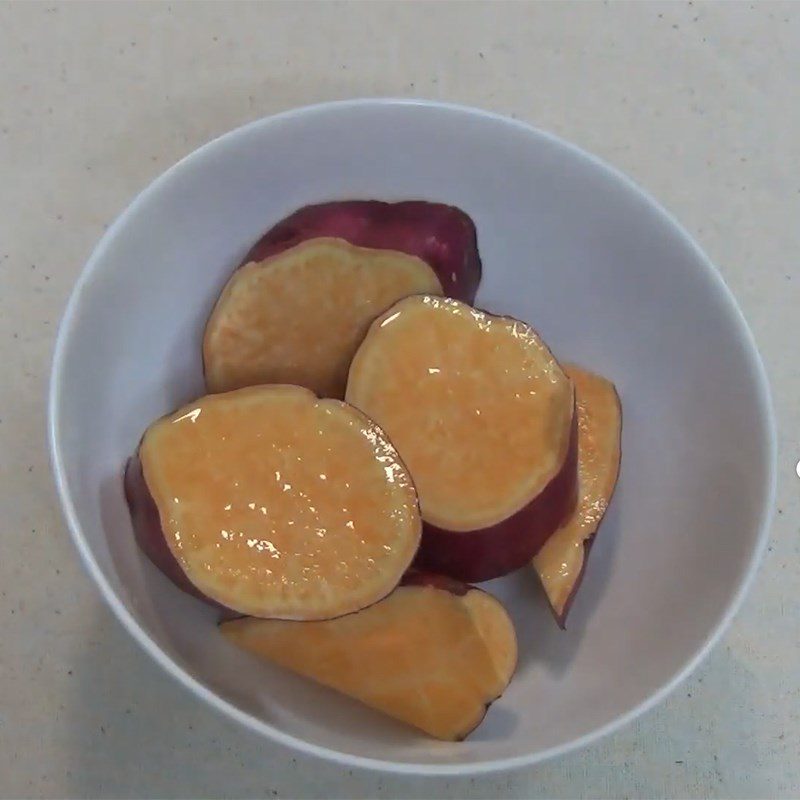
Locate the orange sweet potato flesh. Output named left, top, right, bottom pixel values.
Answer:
left=346, top=295, right=577, bottom=582
left=204, top=238, right=443, bottom=398
left=219, top=576, right=517, bottom=741
left=532, top=365, right=621, bottom=627
left=127, top=385, right=421, bottom=619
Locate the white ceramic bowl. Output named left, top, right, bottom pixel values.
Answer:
left=49, top=99, right=776, bottom=775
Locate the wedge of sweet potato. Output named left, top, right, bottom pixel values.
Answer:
left=346, top=295, right=577, bottom=582
left=219, top=572, right=517, bottom=740
left=532, top=365, right=621, bottom=627
left=125, top=385, right=421, bottom=619
left=204, top=237, right=442, bottom=397
left=244, top=200, right=482, bottom=303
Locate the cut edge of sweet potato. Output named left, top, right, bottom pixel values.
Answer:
left=461, top=588, right=519, bottom=696
left=204, top=237, right=443, bottom=398
left=134, top=385, right=422, bottom=620
left=124, top=451, right=221, bottom=606
left=532, top=365, right=622, bottom=627
left=219, top=579, right=517, bottom=741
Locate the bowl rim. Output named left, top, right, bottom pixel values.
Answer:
left=48, top=97, right=777, bottom=776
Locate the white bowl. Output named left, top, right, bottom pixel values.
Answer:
left=49, top=99, right=776, bottom=775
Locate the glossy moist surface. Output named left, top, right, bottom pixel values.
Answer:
left=532, top=365, right=621, bottom=622
left=204, top=238, right=442, bottom=398
left=139, top=385, right=421, bottom=619
left=220, top=583, right=517, bottom=740
left=346, top=296, right=574, bottom=531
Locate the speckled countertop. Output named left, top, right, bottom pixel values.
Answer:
left=1, top=2, right=798, bottom=798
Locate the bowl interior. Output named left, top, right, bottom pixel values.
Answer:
left=51, top=101, right=774, bottom=772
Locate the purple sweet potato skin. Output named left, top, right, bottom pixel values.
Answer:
left=244, top=201, right=482, bottom=303
left=124, top=453, right=224, bottom=609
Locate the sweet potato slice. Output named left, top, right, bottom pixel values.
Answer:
left=204, top=238, right=442, bottom=397
left=244, top=200, right=482, bottom=303
left=219, top=575, right=517, bottom=740
left=346, top=295, right=577, bottom=582
left=126, top=385, right=421, bottom=619
left=532, top=365, right=621, bottom=626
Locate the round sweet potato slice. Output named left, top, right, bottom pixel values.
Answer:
left=203, top=237, right=442, bottom=398
left=346, top=295, right=577, bottom=582
left=127, top=385, right=421, bottom=619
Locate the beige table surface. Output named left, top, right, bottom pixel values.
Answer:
left=1, top=2, right=798, bottom=798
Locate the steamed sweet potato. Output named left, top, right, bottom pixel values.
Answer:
left=125, top=385, right=421, bottom=619
left=532, top=365, right=621, bottom=626
left=244, top=200, right=482, bottom=303
left=220, top=572, right=517, bottom=740
left=346, top=295, right=577, bottom=582
left=204, top=238, right=442, bottom=397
